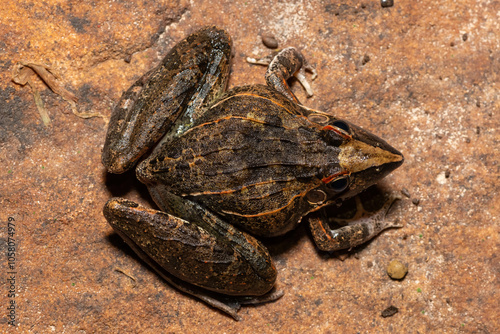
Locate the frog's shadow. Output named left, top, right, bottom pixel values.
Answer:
left=103, top=168, right=153, bottom=203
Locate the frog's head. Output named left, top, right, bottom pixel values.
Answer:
left=317, top=118, right=404, bottom=201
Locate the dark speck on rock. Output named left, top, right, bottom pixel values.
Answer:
left=381, top=305, right=398, bottom=317
left=362, top=54, right=370, bottom=65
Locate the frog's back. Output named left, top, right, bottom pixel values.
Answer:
left=138, top=85, right=341, bottom=236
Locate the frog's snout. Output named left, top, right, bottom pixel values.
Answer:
left=338, top=139, right=403, bottom=175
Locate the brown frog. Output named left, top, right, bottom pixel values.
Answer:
left=102, top=26, right=404, bottom=320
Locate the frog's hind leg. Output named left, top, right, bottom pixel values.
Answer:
left=247, top=47, right=317, bottom=102
left=308, top=193, right=403, bottom=252
left=104, top=196, right=283, bottom=321
left=110, top=218, right=282, bottom=321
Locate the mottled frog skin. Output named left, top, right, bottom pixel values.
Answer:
left=102, top=27, right=404, bottom=320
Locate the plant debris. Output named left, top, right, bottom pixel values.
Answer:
left=115, top=267, right=137, bottom=287
left=12, top=62, right=106, bottom=126
left=381, top=305, right=399, bottom=317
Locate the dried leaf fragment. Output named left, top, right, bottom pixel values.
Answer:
left=12, top=62, right=107, bottom=125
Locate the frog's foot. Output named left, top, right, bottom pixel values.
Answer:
left=238, top=287, right=284, bottom=306
left=246, top=47, right=317, bottom=101
left=309, top=193, right=403, bottom=252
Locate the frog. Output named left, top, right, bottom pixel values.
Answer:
left=102, top=26, right=404, bottom=320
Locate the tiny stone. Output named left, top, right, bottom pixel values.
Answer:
left=476, top=100, right=481, bottom=107
left=450, top=41, right=455, bottom=47
left=476, top=126, right=480, bottom=135
left=381, top=0, right=394, bottom=8
left=445, top=169, right=451, bottom=178
left=261, top=33, right=279, bottom=49
left=362, top=54, right=370, bottom=65
left=387, top=260, right=408, bottom=280
left=462, top=33, right=468, bottom=41
left=412, top=198, right=420, bottom=206
left=381, top=305, right=399, bottom=318
left=465, top=137, right=471, bottom=143
left=401, top=188, right=411, bottom=198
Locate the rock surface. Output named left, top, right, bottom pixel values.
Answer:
left=1, top=0, right=498, bottom=332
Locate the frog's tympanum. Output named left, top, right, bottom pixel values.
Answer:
left=102, top=27, right=404, bottom=320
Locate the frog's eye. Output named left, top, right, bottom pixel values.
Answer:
left=332, top=120, right=350, bottom=134
left=321, top=120, right=351, bottom=141
left=326, top=175, right=350, bottom=193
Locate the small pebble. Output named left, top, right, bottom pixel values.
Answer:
left=387, top=260, right=408, bottom=280
left=401, top=188, right=411, bottom=198
left=262, top=33, right=279, bottom=49
left=462, top=33, right=468, bottom=41
left=412, top=198, right=420, bottom=206
left=362, top=54, right=370, bottom=65
left=381, top=0, right=394, bottom=8
left=381, top=305, right=399, bottom=318
left=476, top=126, right=480, bottom=135
left=445, top=169, right=451, bottom=178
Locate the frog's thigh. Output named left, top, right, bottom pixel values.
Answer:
left=102, top=27, right=232, bottom=174
left=103, top=197, right=276, bottom=296
left=309, top=196, right=402, bottom=252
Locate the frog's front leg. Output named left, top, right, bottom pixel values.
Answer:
left=247, top=47, right=317, bottom=103
left=103, top=197, right=282, bottom=320
left=102, top=26, right=232, bottom=174
left=308, top=193, right=403, bottom=252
